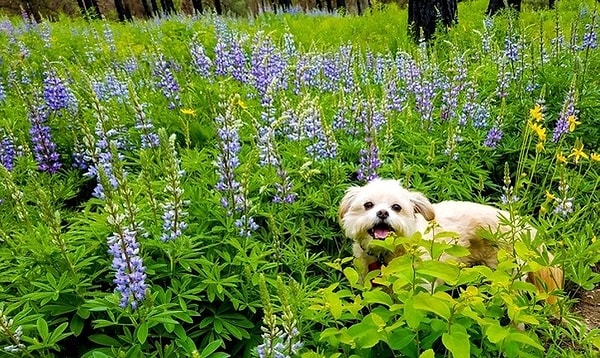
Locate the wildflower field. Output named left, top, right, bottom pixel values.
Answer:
left=1, top=0, right=600, bottom=357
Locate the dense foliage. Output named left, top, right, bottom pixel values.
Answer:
left=0, top=1, right=599, bottom=357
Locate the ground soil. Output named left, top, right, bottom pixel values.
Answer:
left=573, top=288, right=600, bottom=329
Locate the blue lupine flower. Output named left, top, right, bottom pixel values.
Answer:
left=28, top=105, right=61, bottom=173
left=133, top=102, right=159, bottom=149
left=552, top=85, right=577, bottom=142
left=357, top=133, right=380, bottom=183
left=303, top=101, right=337, bottom=160
left=251, top=32, right=287, bottom=96
left=503, top=36, right=520, bottom=62
left=153, top=54, right=181, bottom=109
left=103, top=24, right=116, bottom=52
left=43, top=70, right=71, bottom=111
left=0, top=81, right=6, bottom=102
left=582, top=23, right=598, bottom=50
left=159, top=131, right=188, bottom=241
left=190, top=40, right=213, bottom=78
left=484, top=126, right=503, bottom=148
left=0, top=135, right=17, bottom=171
left=273, top=168, right=296, bottom=204
left=107, top=226, right=147, bottom=310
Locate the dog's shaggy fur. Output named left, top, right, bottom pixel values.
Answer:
left=339, top=179, right=563, bottom=303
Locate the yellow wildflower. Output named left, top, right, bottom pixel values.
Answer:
left=180, top=108, right=196, bottom=116
left=540, top=205, right=547, bottom=214
left=545, top=191, right=556, bottom=201
left=528, top=121, right=546, bottom=142
left=556, top=152, right=567, bottom=164
left=567, top=115, right=581, bottom=132
left=568, top=139, right=589, bottom=164
left=529, top=104, right=544, bottom=122
left=535, top=142, right=545, bottom=152
left=591, top=152, right=600, bottom=162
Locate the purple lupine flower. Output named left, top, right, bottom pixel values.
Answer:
left=0, top=81, right=5, bottom=102
left=234, top=214, right=259, bottom=238
left=339, top=44, right=355, bottom=94
left=552, top=85, right=577, bottom=142
left=103, top=24, right=116, bottom=52
left=121, top=57, right=138, bottom=74
left=273, top=167, right=296, bottom=204
left=190, top=40, right=213, bottom=78
left=39, top=21, right=51, bottom=48
left=159, top=131, right=188, bottom=241
left=282, top=32, right=297, bottom=61
left=0, top=135, right=17, bottom=170
left=503, top=36, right=520, bottom=62
left=250, top=32, right=287, bottom=96
left=294, top=54, right=321, bottom=93
left=92, top=72, right=129, bottom=103
left=383, top=68, right=405, bottom=113
left=257, top=126, right=279, bottom=167
left=321, top=54, right=340, bottom=92
left=484, top=126, right=503, bottom=148
left=582, top=23, right=598, bottom=50
left=153, top=54, right=181, bottom=109
left=303, top=101, right=337, bottom=160
left=28, top=105, right=61, bottom=173
left=107, top=225, right=147, bottom=310
left=133, top=101, right=159, bottom=149
left=441, top=56, right=468, bottom=122
left=495, top=61, right=510, bottom=99
left=214, top=102, right=243, bottom=213
left=43, top=70, right=71, bottom=111
left=357, top=132, right=380, bottom=183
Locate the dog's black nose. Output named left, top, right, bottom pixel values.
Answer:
left=377, top=209, right=389, bottom=219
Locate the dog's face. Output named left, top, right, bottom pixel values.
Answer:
left=339, top=179, right=435, bottom=253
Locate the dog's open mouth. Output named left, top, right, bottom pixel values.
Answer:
left=368, top=223, right=394, bottom=240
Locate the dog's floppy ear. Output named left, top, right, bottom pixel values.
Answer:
left=410, top=191, right=435, bottom=221
left=339, top=186, right=361, bottom=222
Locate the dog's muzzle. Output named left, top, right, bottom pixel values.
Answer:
left=367, top=221, right=394, bottom=240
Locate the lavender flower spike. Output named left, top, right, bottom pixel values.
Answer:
left=158, top=129, right=188, bottom=241
left=28, top=105, right=62, bottom=173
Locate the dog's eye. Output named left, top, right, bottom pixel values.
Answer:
left=391, top=204, right=402, bottom=212
left=363, top=202, right=374, bottom=210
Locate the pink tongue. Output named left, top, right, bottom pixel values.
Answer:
left=374, top=228, right=390, bottom=239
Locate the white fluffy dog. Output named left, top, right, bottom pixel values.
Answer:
left=339, top=179, right=563, bottom=302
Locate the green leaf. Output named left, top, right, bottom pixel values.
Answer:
left=70, top=314, right=85, bottom=337
left=419, top=349, right=435, bottom=358
left=200, top=339, right=223, bottom=357
left=343, top=267, right=360, bottom=286
left=88, top=334, right=121, bottom=347
left=412, top=293, right=451, bottom=320
left=37, top=317, right=49, bottom=342
left=505, top=332, right=544, bottom=351
left=442, top=330, right=470, bottom=358
left=403, top=298, right=425, bottom=330
left=136, top=321, right=148, bottom=344
left=48, top=322, right=70, bottom=345
left=388, top=328, right=415, bottom=350
left=417, top=260, right=459, bottom=285
left=485, top=323, right=509, bottom=344
left=363, top=290, right=392, bottom=307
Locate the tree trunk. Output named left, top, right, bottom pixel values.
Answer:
left=278, top=0, right=291, bottom=11
left=548, top=0, right=555, bottom=9
left=336, top=0, right=345, bottom=10
left=408, top=0, right=458, bottom=41
left=486, top=0, right=521, bottom=16
left=140, top=0, right=153, bottom=16
left=114, top=0, right=132, bottom=21
left=160, top=0, right=176, bottom=13
left=214, top=0, right=222, bottom=14
left=191, top=0, right=203, bottom=13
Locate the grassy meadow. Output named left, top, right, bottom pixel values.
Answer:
left=0, top=0, right=600, bottom=357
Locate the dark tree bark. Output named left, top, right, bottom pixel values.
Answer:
left=325, top=0, right=333, bottom=12
left=150, top=0, right=159, bottom=15
left=548, top=0, right=555, bottom=9
left=114, top=0, right=132, bottom=21
left=191, top=0, right=203, bottom=13
left=140, top=0, right=153, bottom=16
left=214, top=0, right=222, bottom=14
left=160, top=0, right=176, bottom=14
left=278, top=0, right=291, bottom=11
left=408, top=0, right=458, bottom=41
left=486, top=0, right=521, bottom=16
left=336, top=0, right=345, bottom=10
